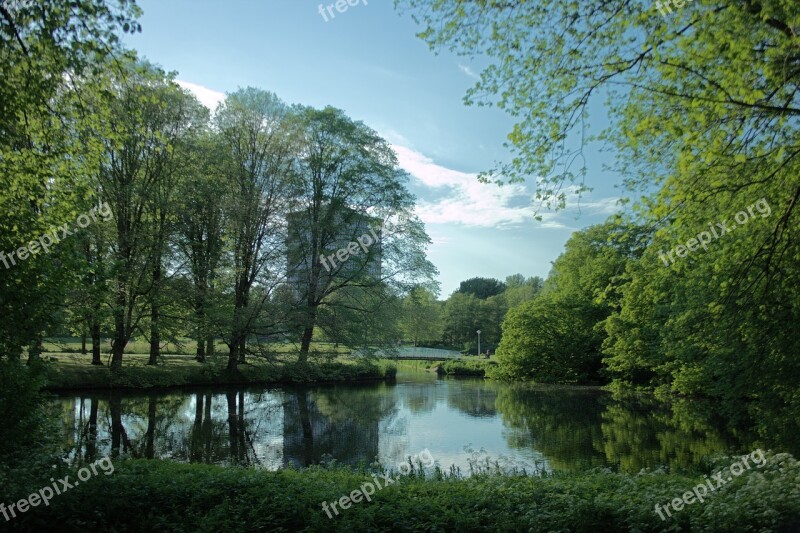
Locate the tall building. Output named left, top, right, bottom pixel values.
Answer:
left=286, top=207, right=382, bottom=294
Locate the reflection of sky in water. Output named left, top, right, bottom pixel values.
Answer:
left=52, top=370, right=752, bottom=475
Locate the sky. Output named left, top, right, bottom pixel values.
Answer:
left=122, top=0, right=629, bottom=297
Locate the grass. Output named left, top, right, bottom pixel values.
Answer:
left=38, top=339, right=395, bottom=391
left=3, top=452, right=799, bottom=532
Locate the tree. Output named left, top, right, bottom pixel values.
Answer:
left=0, top=0, right=141, bottom=360
left=504, top=274, right=543, bottom=309
left=215, top=88, right=296, bottom=371
left=398, top=1, right=800, bottom=215
left=96, top=60, right=204, bottom=370
left=287, top=106, right=437, bottom=361
left=400, top=287, right=442, bottom=347
left=493, top=220, right=645, bottom=382
left=456, top=277, right=506, bottom=299
left=174, top=133, right=226, bottom=362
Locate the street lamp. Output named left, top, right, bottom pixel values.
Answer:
left=476, top=330, right=481, bottom=357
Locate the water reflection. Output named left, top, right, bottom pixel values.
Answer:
left=51, top=372, right=798, bottom=474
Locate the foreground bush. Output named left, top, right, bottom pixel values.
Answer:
left=4, top=452, right=799, bottom=532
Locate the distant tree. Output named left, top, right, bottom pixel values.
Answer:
left=456, top=277, right=506, bottom=300
left=504, top=274, right=543, bottom=309
left=399, top=287, right=442, bottom=347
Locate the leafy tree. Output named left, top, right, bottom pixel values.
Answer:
left=493, top=220, right=644, bottom=382
left=174, top=132, right=226, bottom=362
left=214, top=88, right=296, bottom=371
left=0, top=0, right=140, bottom=359
left=95, top=60, right=204, bottom=370
left=456, top=277, right=506, bottom=299
left=504, top=274, right=543, bottom=309
left=399, top=287, right=443, bottom=347
left=287, top=106, right=437, bottom=361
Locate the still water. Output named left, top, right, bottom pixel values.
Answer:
left=49, top=370, right=794, bottom=474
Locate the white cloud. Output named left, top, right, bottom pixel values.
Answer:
left=392, top=144, right=534, bottom=228
left=458, top=64, right=480, bottom=80
left=177, top=80, right=226, bottom=112
left=392, top=145, right=621, bottom=230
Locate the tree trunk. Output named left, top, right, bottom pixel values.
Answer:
left=91, top=318, right=102, bottom=365
left=111, top=285, right=127, bottom=370
left=148, top=262, right=161, bottom=365
left=81, top=331, right=87, bottom=355
left=299, top=326, right=314, bottom=363
left=206, top=336, right=215, bottom=356
left=194, top=281, right=206, bottom=362
left=27, top=336, right=43, bottom=365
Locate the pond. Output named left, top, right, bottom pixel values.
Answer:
left=49, top=369, right=796, bottom=474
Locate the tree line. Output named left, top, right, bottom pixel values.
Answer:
left=0, top=1, right=437, bottom=371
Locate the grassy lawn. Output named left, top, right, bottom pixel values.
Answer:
left=38, top=339, right=394, bottom=391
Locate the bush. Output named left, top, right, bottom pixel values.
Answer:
left=4, top=451, right=799, bottom=532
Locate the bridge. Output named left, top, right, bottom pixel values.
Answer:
left=351, top=347, right=462, bottom=360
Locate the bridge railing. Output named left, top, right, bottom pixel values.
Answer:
left=351, top=347, right=462, bottom=360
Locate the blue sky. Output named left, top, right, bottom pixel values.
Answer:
left=123, top=0, right=628, bottom=297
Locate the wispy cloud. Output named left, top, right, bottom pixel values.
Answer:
left=458, top=64, right=480, bottom=80
left=177, top=80, right=226, bottom=112
left=392, top=144, right=534, bottom=228
left=393, top=145, right=621, bottom=230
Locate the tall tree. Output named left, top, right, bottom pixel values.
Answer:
left=96, top=60, right=204, bottom=370
left=175, top=133, right=226, bottom=362
left=287, top=106, right=437, bottom=361
left=215, top=88, right=295, bottom=371
left=0, top=0, right=140, bottom=359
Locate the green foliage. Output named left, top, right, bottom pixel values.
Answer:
left=456, top=277, right=506, bottom=299
left=6, top=452, right=799, bottom=531
left=441, top=357, right=495, bottom=377
left=493, top=221, right=642, bottom=383
left=398, top=287, right=443, bottom=346
left=41, top=355, right=396, bottom=390
left=0, top=360, right=47, bottom=459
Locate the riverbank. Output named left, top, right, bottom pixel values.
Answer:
left=3, top=454, right=799, bottom=532
left=398, top=357, right=497, bottom=377
left=40, top=354, right=396, bottom=391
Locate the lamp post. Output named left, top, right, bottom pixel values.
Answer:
left=476, top=330, right=481, bottom=357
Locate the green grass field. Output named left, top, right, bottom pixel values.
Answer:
left=37, top=338, right=394, bottom=391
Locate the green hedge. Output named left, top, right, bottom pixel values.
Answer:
left=441, top=358, right=496, bottom=376
left=41, top=358, right=396, bottom=391
left=4, top=452, right=799, bottom=532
